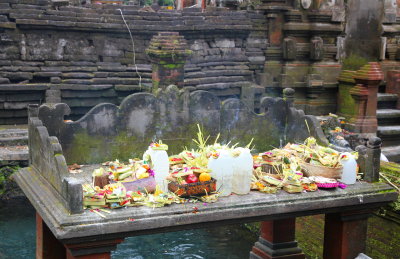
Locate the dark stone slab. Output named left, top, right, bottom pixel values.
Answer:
left=0, top=84, right=48, bottom=91
left=0, top=77, right=10, bottom=84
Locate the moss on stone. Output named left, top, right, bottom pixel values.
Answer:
left=380, top=161, right=400, bottom=211
left=0, top=165, right=20, bottom=198
left=342, top=54, right=368, bottom=71
left=337, top=84, right=357, bottom=119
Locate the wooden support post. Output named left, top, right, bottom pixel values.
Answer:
left=250, top=218, right=305, bottom=259
left=36, top=213, right=66, bottom=259
left=323, top=210, right=372, bottom=259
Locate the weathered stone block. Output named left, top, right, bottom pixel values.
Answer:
left=6, top=92, right=43, bottom=101
left=51, top=77, right=62, bottom=84
left=1, top=72, right=32, bottom=81
left=0, top=78, right=10, bottom=84
left=4, top=101, right=33, bottom=110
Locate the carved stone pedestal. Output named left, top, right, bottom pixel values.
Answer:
left=348, top=62, right=384, bottom=135
left=250, top=219, right=305, bottom=259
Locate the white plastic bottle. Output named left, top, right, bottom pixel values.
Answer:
left=143, top=148, right=170, bottom=192
left=339, top=152, right=357, bottom=185
left=232, top=148, right=253, bottom=195
left=208, top=150, right=234, bottom=196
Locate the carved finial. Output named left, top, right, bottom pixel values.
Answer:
left=283, top=88, right=295, bottom=107
left=367, top=137, right=382, bottom=148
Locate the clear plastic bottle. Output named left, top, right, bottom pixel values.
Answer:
left=208, top=150, right=234, bottom=196
left=143, top=148, right=170, bottom=192
left=232, top=148, right=253, bottom=195
left=340, top=152, right=357, bottom=185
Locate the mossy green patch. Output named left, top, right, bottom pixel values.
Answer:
left=337, top=84, right=357, bottom=119
left=380, top=161, right=400, bottom=211
left=342, top=54, right=368, bottom=71
left=0, top=166, right=20, bottom=198
left=66, top=130, right=152, bottom=164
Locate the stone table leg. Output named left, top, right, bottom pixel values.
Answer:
left=36, top=212, right=66, bottom=259
left=323, top=210, right=371, bottom=259
left=64, top=238, right=124, bottom=259
left=250, top=218, right=305, bottom=259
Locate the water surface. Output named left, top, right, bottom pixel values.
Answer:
left=0, top=199, right=257, bottom=259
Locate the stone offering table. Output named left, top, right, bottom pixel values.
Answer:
left=14, top=88, right=398, bottom=259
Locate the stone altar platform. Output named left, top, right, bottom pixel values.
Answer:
left=16, top=165, right=398, bottom=258
left=13, top=88, right=398, bottom=258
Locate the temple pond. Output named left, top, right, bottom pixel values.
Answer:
left=0, top=199, right=257, bottom=259
left=1, top=199, right=400, bottom=258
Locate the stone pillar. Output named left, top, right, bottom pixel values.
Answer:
left=323, top=210, right=372, bottom=259
left=348, top=62, right=384, bottom=135
left=356, top=137, right=382, bottom=182
left=337, top=70, right=356, bottom=120
left=250, top=218, right=305, bottom=259
left=146, top=32, right=191, bottom=94
left=263, top=3, right=289, bottom=96
left=386, top=70, right=400, bottom=109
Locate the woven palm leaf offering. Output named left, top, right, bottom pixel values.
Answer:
left=83, top=142, right=187, bottom=210
left=252, top=136, right=355, bottom=194
left=167, top=124, right=254, bottom=198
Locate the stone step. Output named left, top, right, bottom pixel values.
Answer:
left=378, top=125, right=400, bottom=148
left=0, top=128, right=28, bottom=146
left=377, top=109, right=400, bottom=125
left=377, top=93, right=398, bottom=109
left=0, top=128, right=28, bottom=138
left=378, top=93, right=398, bottom=102
left=0, top=136, right=28, bottom=146
left=378, top=125, right=400, bottom=137
left=0, top=145, right=29, bottom=163
left=382, top=145, right=400, bottom=163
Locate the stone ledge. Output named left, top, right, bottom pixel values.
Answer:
left=14, top=165, right=398, bottom=241
left=0, top=84, right=48, bottom=91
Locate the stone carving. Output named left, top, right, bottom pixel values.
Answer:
left=28, top=104, right=83, bottom=214
left=310, top=36, right=324, bottom=61
left=37, top=87, right=330, bottom=165
left=301, top=0, right=312, bottom=9
left=283, top=37, right=297, bottom=60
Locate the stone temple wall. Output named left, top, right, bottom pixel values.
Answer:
left=0, top=1, right=267, bottom=123
left=1, top=0, right=400, bottom=124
